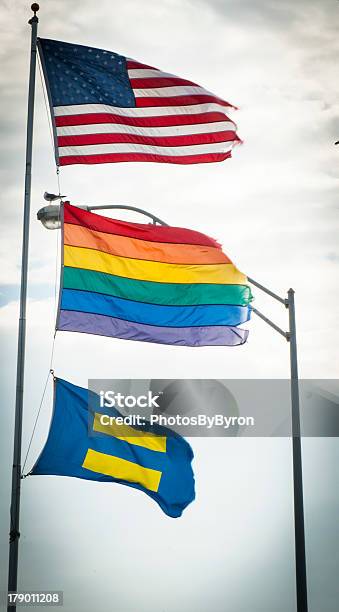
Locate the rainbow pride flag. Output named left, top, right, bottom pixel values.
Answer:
left=57, top=203, right=252, bottom=346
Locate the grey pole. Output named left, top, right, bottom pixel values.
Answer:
left=7, top=5, right=39, bottom=609
left=287, top=288, right=308, bottom=612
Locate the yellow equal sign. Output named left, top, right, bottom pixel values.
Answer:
left=82, top=448, right=162, bottom=492
left=93, top=413, right=167, bottom=453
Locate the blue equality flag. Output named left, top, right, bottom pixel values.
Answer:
left=31, top=378, right=195, bottom=518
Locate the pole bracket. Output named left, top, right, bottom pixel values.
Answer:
left=251, top=306, right=289, bottom=340
left=9, top=530, right=20, bottom=544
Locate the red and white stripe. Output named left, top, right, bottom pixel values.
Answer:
left=55, top=60, right=240, bottom=165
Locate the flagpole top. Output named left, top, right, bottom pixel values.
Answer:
left=31, top=3, right=39, bottom=15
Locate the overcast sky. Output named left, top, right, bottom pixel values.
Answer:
left=0, top=1, right=338, bottom=611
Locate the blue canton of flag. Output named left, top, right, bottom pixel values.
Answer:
left=38, top=38, right=240, bottom=165
left=39, top=38, right=135, bottom=107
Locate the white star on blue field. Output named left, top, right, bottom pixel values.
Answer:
left=39, top=38, right=135, bottom=106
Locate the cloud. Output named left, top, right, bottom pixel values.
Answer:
left=1, top=0, right=339, bottom=371
left=1, top=2, right=339, bottom=610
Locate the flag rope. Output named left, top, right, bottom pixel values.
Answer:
left=21, top=207, right=60, bottom=477
left=37, top=52, right=55, bottom=163
left=37, top=50, right=64, bottom=197
left=21, top=363, right=56, bottom=478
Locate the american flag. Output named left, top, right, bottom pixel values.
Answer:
left=38, top=38, right=240, bottom=166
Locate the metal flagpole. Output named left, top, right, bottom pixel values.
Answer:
left=287, top=289, right=308, bottom=612
left=7, top=4, right=40, bottom=610
left=248, top=278, right=308, bottom=612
